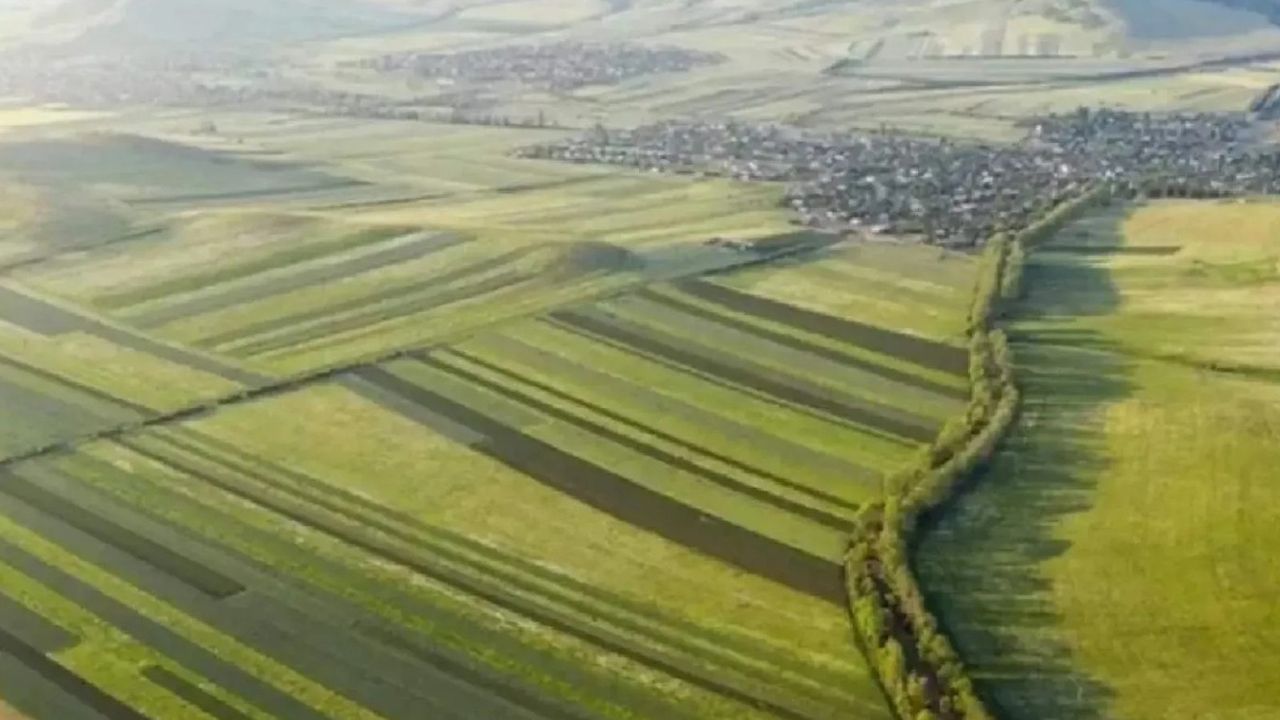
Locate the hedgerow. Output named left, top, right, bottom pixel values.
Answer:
left=845, top=185, right=1108, bottom=720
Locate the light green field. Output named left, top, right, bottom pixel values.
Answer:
left=917, top=199, right=1280, bottom=720
left=717, top=241, right=977, bottom=345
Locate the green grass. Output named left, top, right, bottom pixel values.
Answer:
left=917, top=199, right=1280, bottom=720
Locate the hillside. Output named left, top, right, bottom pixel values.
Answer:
left=23, top=0, right=413, bottom=51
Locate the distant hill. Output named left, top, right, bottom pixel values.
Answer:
left=822, top=0, right=1280, bottom=62
left=28, top=0, right=413, bottom=52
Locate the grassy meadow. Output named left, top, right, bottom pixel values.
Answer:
left=917, top=199, right=1280, bottom=720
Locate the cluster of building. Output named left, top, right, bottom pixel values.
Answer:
left=519, top=110, right=1280, bottom=246
left=350, top=41, right=724, bottom=92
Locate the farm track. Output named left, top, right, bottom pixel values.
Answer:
left=420, top=351, right=858, bottom=529
left=127, top=232, right=468, bottom=328
left=549, top=309, right=939, bottom=442
left=673, top=279, right=969, bottom=376
left=349, top=365, right=848, bottom=603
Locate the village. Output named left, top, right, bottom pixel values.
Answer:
left=349, top=41, right=725, bottom=92
left=520, top=110, right=1280, bottom=246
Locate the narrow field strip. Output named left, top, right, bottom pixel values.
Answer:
left=61, top=447, right=627, bottom=720
left=676, top=279, right=969, bottom=375
left=151, top=431, right=870, bottom=714
left=349, top=365, right=847, bottom=604
left=193, top=246, right=542, bottom=351
left=0, top=533, right=361, bottom=720
left=603, top=294, right=961, bottom=421
left=91, top=225, right=421, bottom=312
left=0, top=470, right=245, bottom=599
left=125, top=178, right=371, bottom=207
left=461, top=329, right=895, bottom=485
left=0, top=353, right=152, bottom=416
left=0, top=592, right=77, bottom=653
left=637, top=287, right=968, bottom=400
left=126, top=232, right=467, bottom=328
left=159, top=427, right=858, bottom=695
left=0, top=284, right=268, bottom=386
left=9, top=461, right=499, bottom=720
left=0, top=627, right=147, bottom=720
left=549, top=310, right=938, bottom=443
left=141, top=667, right=256, bottom=720
left=442, top=348, right=866, bottom=512
left=421, top=352, right=856, bottom=530
left=383, top=359, right=848, bottom=560
left=114, top=432, right=852, bottom=720
left=235, top=271, right=531, bottom=359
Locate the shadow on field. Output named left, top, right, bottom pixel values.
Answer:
left=914, top=207, right=1137, bottom=719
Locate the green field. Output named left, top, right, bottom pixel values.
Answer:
left=917, top=200, right=1280, bottom=719
left=0, top=109, right=986, bottom=720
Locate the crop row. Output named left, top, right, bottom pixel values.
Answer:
left=442, top=348, right=865, bottom=513
left=351, top=364, right=846, bottom=603
left=420, top=351, right=856, bottom=529
left=636, top=288, right=968, bottom=400
left=117, top=427, right=861, bottom=719
left=127, top=232, right=466, bottom=329
left=193, top=247, right=541, bottom=355
left=463, top=325, right=901, bottom=483
left=673, top=279, right=970, bottom=376
left=549, top=309, right=939, bottom=443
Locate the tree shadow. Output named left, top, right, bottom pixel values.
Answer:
left=913, top=205, right=1139, bottom=719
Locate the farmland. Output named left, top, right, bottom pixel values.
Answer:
left=0, top=189, right=980, bottom=717
left=917, top=200, right=1280, bottom=719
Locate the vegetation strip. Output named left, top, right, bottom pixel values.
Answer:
left=0, top=471, right=246, bottom=599
left=638, top=288, right=968, bottom=400
left=844, top=189, right=1108, bottom=720
left=0, top=353, right=152, bottom=416
left=350, top=365, right=847, bottom=603
left=354, top=624, right=598, bottom=720
left=126, top=178, right=370, bottom=206
left=421, top=352, right=856, bottom=529
left=195, top=246, right=543, bottom=350
left=0, top=626, right=148, bottom=720
left=164, top=428, right=848, bottom=688
left=675, top=279, right=969, bottom=376
left=120, top=432, right=833, bottom=720
left=444, top=348, right=865, bottom=512
left=0, top=539, right=331, bottom=720
left=130, top=233, right=467, bottom=328
left=550, top=310, right=938, bottom=442
left=0, top=592, right=78, bottom=653
left=141, top=667, right=254, bottom=720
left=235, top=270, right=529, bottom=358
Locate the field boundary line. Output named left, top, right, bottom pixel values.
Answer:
left=842, top=185, right=1111, bottom=720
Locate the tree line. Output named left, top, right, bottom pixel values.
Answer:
left=843, top=185, right=1111, bottom=720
